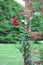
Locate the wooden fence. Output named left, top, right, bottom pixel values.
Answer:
left=23, top=0, right=43, bottom=65
left=24, top=51, right=43, bottom=65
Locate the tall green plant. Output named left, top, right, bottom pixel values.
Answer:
left=0, top=0, right=24, bottom=43
left=20, top=2, right=43, bottom=65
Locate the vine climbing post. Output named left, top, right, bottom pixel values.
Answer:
left=23, top=0, right=33, bottom=65
left=25, top=0, right=32, bottom=32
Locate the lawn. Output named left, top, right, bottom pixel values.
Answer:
left=0, top=44, right=24, bottom=65
left=0, top=44, right=43, bottom=65
left=31, top=44, right=43, bottom=61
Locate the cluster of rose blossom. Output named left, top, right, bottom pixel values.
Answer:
left=13, top=9, right=41, bottom=26
left=13, top=12, right=25, bottom=26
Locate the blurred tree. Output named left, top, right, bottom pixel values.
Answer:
left=0, top=0, right=24, bottom=43
left=32, top=2, right=43, bottom=34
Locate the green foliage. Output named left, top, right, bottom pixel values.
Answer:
left=0, top=0, right=24, bottom=43
left=0, top=0, right=43, bottom=44
left=32, top=2, right=43, bottom=34
left=20, top=31, right=35, bottom=65
left=39, top=49, right=43, bottom=65
left=20, top=2, right=43, bottom=65
left=32, top=2, right=43, bottom=7
left=32, top=16, right=43, bottom=34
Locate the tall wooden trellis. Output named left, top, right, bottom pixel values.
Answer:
left=23, top=0, right=43, bottom=65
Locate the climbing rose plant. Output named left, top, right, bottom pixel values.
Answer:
left=12, top=7, right=43, bottom=65
left=12, top=11, right=35, bottom=65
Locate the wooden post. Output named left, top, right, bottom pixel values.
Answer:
left=23, top=0, right=43, bottom=39
left=24, top=0, right=32, bottom=65
left=25, top=0, right=32, bottom=32
left=23, top=0, right=43, bottom=2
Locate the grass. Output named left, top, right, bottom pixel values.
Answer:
left=0, top=44, right=43, bottom=65
left=0, top=44, right=24, bottom=65
left=31, top=44, right=43, bottom=50
left=31, top=44, right=43, bottom=61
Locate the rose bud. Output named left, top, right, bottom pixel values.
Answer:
left=20, top=12, right=25, bottom=16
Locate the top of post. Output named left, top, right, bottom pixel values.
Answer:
left=23, top=0, right=43, bottom=2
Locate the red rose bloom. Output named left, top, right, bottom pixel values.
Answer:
left=13, top=18, right=18, bottom=26
left=20, top=12, right=25, bottom=16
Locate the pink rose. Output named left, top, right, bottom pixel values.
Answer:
left=20, top=12, right=25, bottom=16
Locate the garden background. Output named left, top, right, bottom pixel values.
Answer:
left=0, top=0, right=43, bottom=65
